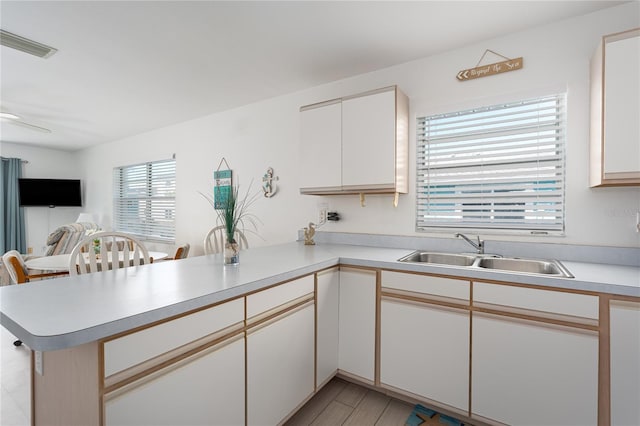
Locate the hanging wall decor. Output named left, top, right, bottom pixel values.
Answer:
left=457, top=49, right=523, bottom=81
left=214, top=157, right=232, bottom=209
left=262, top=167, right=279, bottom=198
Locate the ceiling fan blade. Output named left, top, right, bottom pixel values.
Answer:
left=1, top=118, right=52, bottom=133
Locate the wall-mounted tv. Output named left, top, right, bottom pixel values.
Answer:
left=18, top=178, right=82, bottom=207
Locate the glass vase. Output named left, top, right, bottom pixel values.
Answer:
left=223, top=238, right=240, bottom=266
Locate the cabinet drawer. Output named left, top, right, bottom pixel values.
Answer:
left=103, top=298, right=244, bottom=377
left=246, top=275, right=314, bottom=319
left=473, top=282, right=598, bottom=319
left=382, top=271, right=469, bottom=300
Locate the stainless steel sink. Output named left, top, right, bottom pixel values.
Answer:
left=398, top=250, right=573, bottom=278
left=398, top=251, right=476, bottom=266
left=477, top=257, right=574, bottom=278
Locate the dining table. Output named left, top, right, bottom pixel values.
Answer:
left=25, top=251, right=169, bottom=272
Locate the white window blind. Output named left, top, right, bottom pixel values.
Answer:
left=416, top=94, right=566, bottom=233
left=113, top=159, right=176, bottom=242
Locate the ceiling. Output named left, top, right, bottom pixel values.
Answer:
left=0, top=1, right=626, bottom=152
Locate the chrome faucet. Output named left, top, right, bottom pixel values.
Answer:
left=455, top=233, right=484, bottom=254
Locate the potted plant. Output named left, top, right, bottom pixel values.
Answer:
left=201, top=183, right=259, bottom=265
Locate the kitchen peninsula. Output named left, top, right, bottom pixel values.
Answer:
left=1, top=240, right=639, bottom=425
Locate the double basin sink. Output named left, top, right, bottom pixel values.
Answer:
left=398, top=251, right=574, bottom=278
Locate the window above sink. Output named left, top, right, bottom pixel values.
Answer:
left=415, top=93, right=567, bottom=236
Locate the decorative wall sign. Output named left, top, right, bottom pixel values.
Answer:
left=214, top=157, right=232, bottom=209
left=457, top=49, right=523, bottom=81
left=262, top=167, right=279, bottom=198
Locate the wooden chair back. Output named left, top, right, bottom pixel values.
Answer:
left=2, top=250, right=68, bottom=284
left=203, top=226, right=248, bottom=255
left=2, top=250, right=28, bottom=284
left=173, top=243, right=190, bottom=260
left=69, top=231, right=150, bottom=276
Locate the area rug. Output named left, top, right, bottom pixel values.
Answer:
left=406, top=404, right=466, bottom=426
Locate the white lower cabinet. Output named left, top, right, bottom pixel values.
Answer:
left=380, top=299, right=469, bottom=412
left=610, top=300, right=640, bottom=426
left=104, top=336, right=245, bottom=426
left=338, top=267, right=376, bottom=381
left=317, top=268, right=340, bottom=387
left=472, top=313, right=598, bottom=426
left=247, top=303, right=315, bottom=425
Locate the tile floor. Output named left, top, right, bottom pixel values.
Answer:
left=286, top=377, right=414, bottom=426
left=0, top=326, right=30, bottom=426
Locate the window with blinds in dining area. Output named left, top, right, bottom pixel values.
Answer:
left=416, top=94, right=566, bottom=233
left=113, top=159, right=176, bottom=243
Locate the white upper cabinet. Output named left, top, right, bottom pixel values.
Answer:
left=299, top=100, right=342, bottom=192
left=342, top=89, right=397, bottom=190
left=299, top=86, right=409, bottom=195
left=590, top=28, right=640, bottom=187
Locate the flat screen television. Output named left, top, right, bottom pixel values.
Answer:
left=18, top=178, right=82, bottom=207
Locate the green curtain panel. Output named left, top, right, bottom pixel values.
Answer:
left=1, top=157, right=26, bottom=253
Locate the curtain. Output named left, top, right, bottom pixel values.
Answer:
left=1, top=157, right=26, bottom=253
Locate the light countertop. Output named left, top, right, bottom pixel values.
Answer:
left=1, top=242, right=638, bottom=351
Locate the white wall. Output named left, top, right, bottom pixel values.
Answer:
left=1, top=142, right=84, bottom=254
left=76, top=2, right=640, bottom=254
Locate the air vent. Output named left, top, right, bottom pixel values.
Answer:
left=0, top=30, right=57, bottom=58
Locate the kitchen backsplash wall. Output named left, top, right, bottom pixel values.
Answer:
left=302, top=231, right=640, bottom=268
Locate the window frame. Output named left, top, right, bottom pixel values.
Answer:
left=112, top=158, right=176, bottom=243
left=415, top=93, right=567, bottom=236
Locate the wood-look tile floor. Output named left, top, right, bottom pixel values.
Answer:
left=285, top=377, right=414, bottom=426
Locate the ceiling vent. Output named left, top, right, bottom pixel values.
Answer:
left=0, top=30, right=57, bottom=58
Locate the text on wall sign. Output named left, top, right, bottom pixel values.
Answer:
left=457, top=49, right=523, bottom=81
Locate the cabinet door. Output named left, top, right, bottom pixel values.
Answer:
left=610, top=300, right=640, bottom=426
left=472, top=313, right=598, bottom=425
left=381, top=299, right=469, bottom=412
left=603, top=33, right=640, bottom=177
left=299, top=101, right=342, bottom=192
left=338, top=267, right=376, bottom=382
left=342, top=88, right=396, bottom=189
left=317, top=268, right=339, bottom=387
left=590, top=28, right=640, bottom=186
left=247, top=303, right=314, bottom=425
left=104, top=337, right=244, bottom=426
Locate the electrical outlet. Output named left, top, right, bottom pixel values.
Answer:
left=35, top=351, right=43, bottom=375
left=318, top=207, right=328, bottom=225
left=317, top=202, right=328, bottom=225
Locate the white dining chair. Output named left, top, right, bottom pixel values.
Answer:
left=203, top=226, right=248, bottom=255
left=68, top=231, right=150, bottom=275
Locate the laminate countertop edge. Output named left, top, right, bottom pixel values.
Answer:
left=1, top=242, right=638, bottom=351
